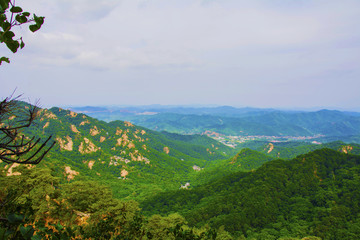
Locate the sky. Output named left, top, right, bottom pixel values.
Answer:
left=1, top=0, right=360, bottom=110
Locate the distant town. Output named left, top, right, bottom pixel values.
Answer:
left=207, top=134, right=324, bottom=148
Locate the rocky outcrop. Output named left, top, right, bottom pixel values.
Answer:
left=57, top=136, right=73, bottom=151
left=71, top=125, right=80, bottom=133
left=90, top=126, right=99, bottom=136
left=79, top=138, right=100, bottom=154
left=64, top=166, right=79, bottom=181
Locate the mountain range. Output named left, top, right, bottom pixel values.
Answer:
left=2, top=102, right=360, bottom=239
left=69, top=106, right=360, bottom=141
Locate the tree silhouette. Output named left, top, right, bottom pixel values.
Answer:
left=0, top=95, right=55, bottom=164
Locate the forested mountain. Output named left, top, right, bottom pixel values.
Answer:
left=18, top=104, right=237, bottom=200
left=142, top=149, right=360, bottom=239
left=238, top=140, right=360, bottom=160
left=71, top=106, right=360, bottom=141
left=125, top=110, right=360, bottom=138
left=2, top=102, right=360, bottom=239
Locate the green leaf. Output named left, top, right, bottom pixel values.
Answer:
left=0, top=56, right=10, bottom=64
left=16, top=14, right=28, bottom=24
left=10, top=6, right=22, bottom=13
left=0, top=0, right=10, bottom=12
left=31, top=235, right=43, bottom=240
left=20, top=37, right=25, bottom=49
left=29, top=24, right=40, bottom=32
left=7, top=213, right=24, bottom=223
left=20, top=225, right=35, bottom=239
left=1, top=21, right=11, bottom=31
left=0, top=13, right=6, bottom=22
left=22, top=12, right=30, bottom=17
left=55, top=223, right=64, bottom=231
left=3, top=29, right=14, bottom=39
left=5, top=39, right=19, bottom=53
left=33, top=15, right=44, bottom=27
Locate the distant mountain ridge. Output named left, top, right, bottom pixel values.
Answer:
left=69, top=106, right=360, bottom=141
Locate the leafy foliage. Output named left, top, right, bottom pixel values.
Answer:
left=141, top=149, right=360, bottom=239
left=0, top=0, right=44, bottom=64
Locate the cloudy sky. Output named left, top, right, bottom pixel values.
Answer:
left=1, top=0, right=360, bottom=110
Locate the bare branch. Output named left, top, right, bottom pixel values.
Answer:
left=0, top=95, right=56, bottom=165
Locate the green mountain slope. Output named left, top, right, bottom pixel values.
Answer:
left=238, top=140, right=360, bottom=159
left=141, top=149, right=360, bottom=239
left=17, top=105, right=234, bottom=200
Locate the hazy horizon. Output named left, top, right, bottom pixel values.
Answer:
left=66, top=103, right=360, bottom=113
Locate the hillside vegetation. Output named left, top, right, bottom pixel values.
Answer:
left=1, top=102, right=360, bottom=239
left=142, top=149, right=360, bottom=239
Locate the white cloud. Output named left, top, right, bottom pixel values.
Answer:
left=2, top=0, right=360, bottom=108
left=18, top=0, right=359, bottom=70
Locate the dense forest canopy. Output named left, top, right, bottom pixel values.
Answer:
left=1, top=103, right=360, bottom=239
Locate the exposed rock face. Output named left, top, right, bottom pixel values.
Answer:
left=40, top=109, right=58, bottom=120
left=341, top=145, right=353, bottom=154
left=124, top=121, right=134, bottom=127
left=71, top=125, right=80, bottom=133
left=57, top=136, right=73, bottom=151
left=116, top=133, right=130, bottom=147
left=80, top=120, right=90, bottom=126
left=266, top=143, right=274, bottom=153
left=79, top=138, right=99, bottom=154
left=90, top=126, right=99, bottom=136
left=67, top=111, right=78, bottom=117
left=99, top=136, right=106, bottom=143
left=6, top=163, right=34, bottom=176
left=128, top=152, right=149, bottom=163
left=64, top=166, right=79, bottom=181
left=128, top=142, right=135, bottom=149
left=163, top=147, right=170, bottom=154
left=116, top=138, right=122, bottom=146
left=6, top=163, right=21, bottom=176
left=121, top=169, right=129, bottom=178
left=43, top=122, right=50, bottom=129
left=116, top=128, right=123, bottom=135
left=88, top=160, right=95, bottom=169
